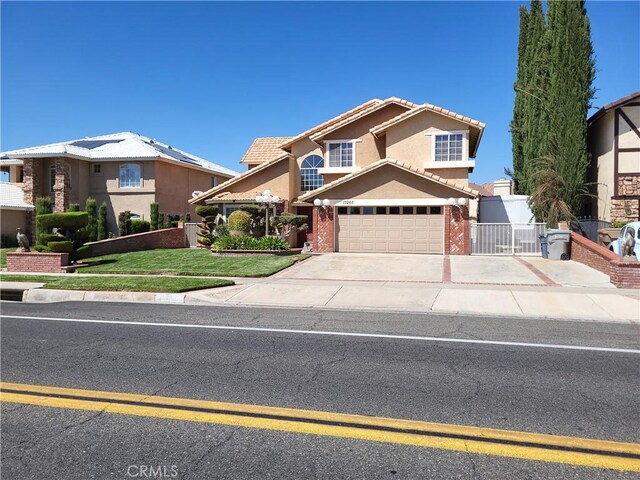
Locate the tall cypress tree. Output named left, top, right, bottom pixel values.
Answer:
left=521, top=0, right=548, bottom=197
left=510, top=6, right=529, bottom=194
left=544, top=0, right=595, bottom=218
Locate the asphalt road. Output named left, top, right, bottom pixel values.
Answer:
left=1, top=301, right=639, bottom=479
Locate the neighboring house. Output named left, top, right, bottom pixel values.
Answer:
left=1, top=132, right=237, bottom=239
left=191, top=97, right=485, bottom=255
left=471, top=178, right=536, bottom=224
left=587, top=91, right=640, bottom=222
left=0, top=182, right=34, bottom=239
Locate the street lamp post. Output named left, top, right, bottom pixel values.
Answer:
left=255, top=189, right=281, bottom=236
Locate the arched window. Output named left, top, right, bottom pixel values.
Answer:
left=300, top=155, right=324, bottom=192
left=119, top=163, right=141, bottom=188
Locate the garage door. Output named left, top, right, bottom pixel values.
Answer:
left=336, top=206, right=444, bottom=254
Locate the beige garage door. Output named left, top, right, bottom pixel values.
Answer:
left=337, top=206, right=444, bottom=254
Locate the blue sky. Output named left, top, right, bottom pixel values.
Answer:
left=2, top=1, right=639, bottom=184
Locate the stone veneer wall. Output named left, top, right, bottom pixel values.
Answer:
left=611, top=175, right=640, bottom=222
left=570, top=232, right=640, bottom=288
left=7, top=252, right=69, bottom=273
left=21, top=158, right=39, bottom=243
left=53, top=158, right=71, bottom=213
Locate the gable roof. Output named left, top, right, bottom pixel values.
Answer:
left=588, top=91, right=640, bottom=126
left=0, top=183, right=33, bottom=210
left=189, top=153, right=290, bottom=204
left=308, top=97, right=419, bottom=142
left=370, top=103, right=486, bottom=157
left=298, top=159, right=478, bottom=202
left=240, top=137, right=292, bottom=165
left=1, top=132, right=238, bottom=177
left=278, top=98, right=383, bottom=150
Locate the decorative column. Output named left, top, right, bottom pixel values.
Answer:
left=21, top=158, right=39, bottom=243
left=53, top=158, right=71, bottom=213
left=445, top=204, right=470, bottom=255
left=313, top=206, right=334, bottom=253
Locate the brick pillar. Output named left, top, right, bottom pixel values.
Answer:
left=53, top=158, right=70, bottom=212
left=445, top=205, right=469, bottom=255
left=22, top=158, right=39, bottom=243
left=313, top=206, right=334, bottom=253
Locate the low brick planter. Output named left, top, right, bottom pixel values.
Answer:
left=212, top=248, right=303, bottom=257
left=570, top=232, right=640, bottom=288
left=7, top=251, right=70, bottom=273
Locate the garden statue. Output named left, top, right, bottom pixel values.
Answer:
left=16, top=228, right=30, bottom=252
left=621, top=230, right=636, bottom=258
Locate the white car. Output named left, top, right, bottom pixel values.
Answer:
left=609, top=221, right=640, bottom=257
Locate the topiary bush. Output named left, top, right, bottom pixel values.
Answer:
left=130, top=220, right=151, bottom=234
left=48, top=240, right=74, bottom=254
left=74, top=245, right=93, bottom=260
left=85, top=197, right=98, bottom=242
left=39, top=233, right=66, bottom=245
left=33, top=245, right=51, bottom=253
left=118, top=211, right=132, bottom=236
left=35, top=196, right=53, bottom=243
left=196, top=205, right=223, bottom=247
left=67, top=203, right=80, bottom=212
left=150, top=202, right=159, bottom=230
left=37, top=212, right=89, bottom=232
left=228, top=210, right=251, bottom=234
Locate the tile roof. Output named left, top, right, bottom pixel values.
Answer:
left=0, top=183, right=33, bottom=210
left=298, top=159, right=478, bottom=202
left=204, top=191, right=266, bottom=202
left=469, top=182, right=494, bottom=196
left=278, top=98, right=383, bottom=150
left=189, top=154, right=290, bottom=204
left=308, top=97, right=419, bottom=142
left=1, top=132, right=238, bottom=177
left=240, top=137, right=292, bottom=164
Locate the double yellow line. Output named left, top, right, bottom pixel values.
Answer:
left=1, top=382, right=639, bottom=472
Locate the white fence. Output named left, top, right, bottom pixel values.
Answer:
left=184, top=223, right=199, bottom=247
left=470, top=223, right=547, bottom=255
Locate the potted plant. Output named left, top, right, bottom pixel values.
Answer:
left=227, top=210, right=251, bottom=237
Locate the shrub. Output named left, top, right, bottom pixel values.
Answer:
left=150, top=203, right=159, bottom=230
left=213, top=235, right=290, bottom=252
left=228, top=210, right=251, bottom=232
left=85, top=197, right=98, bottom=242
left=35, top=196, right=53, bottom=242
left=48, top=241, right=74, bottom=253
left=273, top=213, right=308, bottom=237
left=195, top=205, right=219, bottom=218
left=118, top=211, right=132, bottom=236
left=33, top=245, right=51, bottom=253
left=97, top=202, right=108, bottom=240
left=37, top=212, right=89, bottom=231
left=159, top=212, right=166, bottom=229
left=130, top=219, right=151, bottom=234
left=67, top=203, right=80, bottom=212
left=610, top=220, right=627, bottom=229
left=74, top=245, right=93, bottom=260
left=1, top=234, right=19, bottom=248
left=39, top=233, right=66, bottom=246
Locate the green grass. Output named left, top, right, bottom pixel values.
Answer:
left=1, top=248, right=13, bottom=268
left=79, top=249, right=310, bottom=277
left=0, top=274, right=234, bottom=293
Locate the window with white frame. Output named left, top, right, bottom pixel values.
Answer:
left=327, top=142, right=354, bottom=168
left=434, top=133, right=464, bottom=162
left=300, top=155, right=324, bottom=191
left=119, top=163, right=141, bottom=188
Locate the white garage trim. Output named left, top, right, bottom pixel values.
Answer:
left=331, top=198, right=452, bottom=207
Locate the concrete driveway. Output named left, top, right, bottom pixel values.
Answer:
left=278, top=253, right=614, bottom=288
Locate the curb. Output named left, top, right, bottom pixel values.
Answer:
left=22, top=289, right=187, bottom=304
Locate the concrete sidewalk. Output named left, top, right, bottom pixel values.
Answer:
left=7, top=278, right=638, bottom=323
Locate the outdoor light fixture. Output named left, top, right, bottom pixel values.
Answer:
left=447, top=197, right=468, bottom=209
left=255, top=189, right=281, bottom=236
left=313, top=198, right=331, bottom=208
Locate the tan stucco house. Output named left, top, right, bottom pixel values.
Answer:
left=587, top=91, right=640, bottom=222
left=191, top=97, right=485, bottom=254
left=1, top=132, right=237, bottom=239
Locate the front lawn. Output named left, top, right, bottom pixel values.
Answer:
left=79, top=249, right=309, bottom=277
left=1, top=248, right=12, bottom=268
left=0, top=274, right=233, bottom=293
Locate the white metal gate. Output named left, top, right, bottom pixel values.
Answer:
left=184, top=223, right=199, bottom=247
left=470, top=223, right=546, bottom=255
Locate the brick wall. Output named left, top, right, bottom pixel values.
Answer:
left=445, top=205, right=470, bottom=255
left=7, top=252, right=69, bottom=273
left=570, top=232, right=640, bottom=288
left=86, top=227, right=186, bottom=257
left=313, top=206, right=334, bottom=253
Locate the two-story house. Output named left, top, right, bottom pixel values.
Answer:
left=1, top=132, right=237, bottom=239
left=586, top=91, right=640, bottom=222
left=190, top=97, right=485, bottom=254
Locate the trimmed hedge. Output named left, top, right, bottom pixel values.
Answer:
left=74, top=245, right=93, bottom=260
left=228, top=210, right=251, bottom=232
left=195, top=205, right=219, bottom=218
left=48, top=241, right=74, bottom=253
left=213, top=235, right=290, bottom=252
left=131, top=220, right=151, bottom=234
left=39, top=233, right=66, bottom=246
left=37, top=212, right=89, bottom=230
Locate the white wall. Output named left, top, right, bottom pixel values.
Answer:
left=479, top=195, right=536, bottom=224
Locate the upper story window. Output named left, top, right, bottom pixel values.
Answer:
left=92, top=163, right=102, bottom=175
left=211, top=176, right=218, bottom=188
left=435, top=133, right=464, bottom=162
left=119, top=163, right=141, bottom=188
left=327, top=142, right=354, bottom=168
left=300, top=155, right=324, bottom=192
left=49, top=165, right=56, bottom=192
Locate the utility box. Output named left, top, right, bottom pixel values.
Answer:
left=546, top=229, right=571, bottom=260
